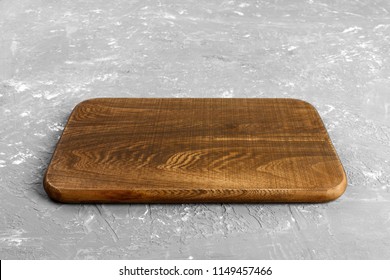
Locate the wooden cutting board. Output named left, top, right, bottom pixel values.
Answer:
left=44, top=98, right=347, bottom=203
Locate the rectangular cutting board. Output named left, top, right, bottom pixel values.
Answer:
left=44, top=98, right=347, bottom=203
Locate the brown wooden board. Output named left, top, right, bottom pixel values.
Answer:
left=44, top=98, right=347, bottom=203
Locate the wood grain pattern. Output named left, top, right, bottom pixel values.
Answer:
left=44, top=98, right=347, bottom=203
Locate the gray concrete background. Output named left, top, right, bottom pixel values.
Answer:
left=1, top=0, right=390, bottom=259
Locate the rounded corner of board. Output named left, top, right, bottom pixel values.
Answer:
left=323, top=172, right=348, bottom=202
left=74, top=98, right=101, bottom=109
left=287, top=98, right=317, bottom=110
left=43, top=173, right=66, bottom=203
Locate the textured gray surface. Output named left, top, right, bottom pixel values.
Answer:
left=1, top=0, right=390, bottom=259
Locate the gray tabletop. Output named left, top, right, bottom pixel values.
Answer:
left=1, top=0, right=389, bottom=259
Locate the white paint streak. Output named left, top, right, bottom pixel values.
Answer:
left=108, top=39, right=117, bottom=46
left=220, top=89, right=234, bottom=98
left=342, top=26, right=362, bottom=33
left=373, top=24, right=389, bottom=31
left=12, top=158, right=24, bottom=165
left=32, top=93, right=43, bottom=98
left=287, top=46, right=298, bottom=51
left=33, top=132, right=46, bottom=137
left=20, top=111, right=31, bottom=117
left=0, top=230, right=26, bottom=246
left=323, top=105, right=335, bottom=115
left=7, top=80, right=30, bottom=92
left=363, top=170, right=382, bottom=180
left=48, top=122, right=64, bottom=132
left=239, top=3, right=250, bottom=8
left=10, top=40, right=19, bottom=56
left=18, top=84, right=29, bottom=92
left=163, top=13, right=176, bottom=20
left=10, top=151, right=33, bottom=165
left=44, top=91, right=61, bottom=100
left=94, top=55, right=119, bottom=62
left=181, top=214, right=189, bottom=222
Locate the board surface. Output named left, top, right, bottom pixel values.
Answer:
left=44, top=98, right=347, bottom=203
